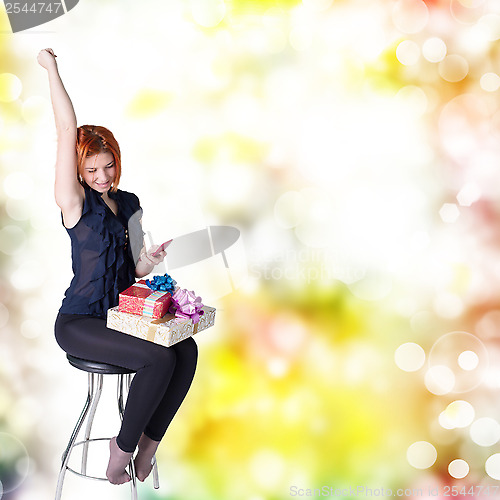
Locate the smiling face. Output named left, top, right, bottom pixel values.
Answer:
left=81, top=151, right=116, bottom=193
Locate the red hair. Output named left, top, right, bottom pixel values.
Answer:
left=76, top=125, right=121, bottom=192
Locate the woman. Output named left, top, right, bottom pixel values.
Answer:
left=38, top=48, right=198, bottom=485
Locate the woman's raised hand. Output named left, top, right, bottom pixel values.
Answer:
left=37, top=48, right=57, bottom=70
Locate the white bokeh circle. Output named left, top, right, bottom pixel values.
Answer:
left=470, top=418, right=500, bottom=447
left=458, top=350, right=479, bottom=371
left=428, top=331, right=488, bottom=393
left=486, top=453, right=500, bottom=480
left=0, top=73, right=22, bottom=102
left=422, top=37, right=447, bottom=62
left=441, top=400, right=475, bottom=428
left=0, top=433, right=30, bottom=494
left=407, top=441, right=437, bottom=469
left=395, top=342, right=426, bottom=372
left=449, top=459, right=469, bottom=479
left=392, top=0, right=429, bottom=34
left=425, top=365, right=455, bottom=395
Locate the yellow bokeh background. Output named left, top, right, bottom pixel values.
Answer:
left=2, top=0, right=500, bottom=499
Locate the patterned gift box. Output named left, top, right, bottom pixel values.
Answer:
left=107, top=305, right=216, bottom=347
left=118, top=280, right=172, bottom=319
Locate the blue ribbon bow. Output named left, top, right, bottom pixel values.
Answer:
left=145, top=273, right=177, bottom=294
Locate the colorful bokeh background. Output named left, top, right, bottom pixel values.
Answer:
left=2, top=0, right=500, bottom=498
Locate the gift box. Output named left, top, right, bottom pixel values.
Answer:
left=107, top=305, right=216, bottom=347
left=118, top=280, right=172, bottom=319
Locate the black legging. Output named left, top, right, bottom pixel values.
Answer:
left=54, top=312, right=198, bottom=453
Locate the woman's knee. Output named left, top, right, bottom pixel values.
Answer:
left=174, top=336, right=198, bottom=365
left=146, top=345, right=177, bottom=372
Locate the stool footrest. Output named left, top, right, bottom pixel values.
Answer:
left=64, top=438, right=114, bottom=481
left=66, top=466, right=108, bottom=482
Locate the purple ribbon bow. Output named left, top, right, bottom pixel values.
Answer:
left=169, top=288, right=205, bottom=324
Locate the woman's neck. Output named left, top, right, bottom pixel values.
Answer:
left=100, top=190, right=112, bottom=202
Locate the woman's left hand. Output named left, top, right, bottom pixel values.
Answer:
left=143, top=245, right=167, bottom=266
left=135, top=245, right=167, bottom=278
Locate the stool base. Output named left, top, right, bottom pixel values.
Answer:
left=55, top=371, right=160, bottom=500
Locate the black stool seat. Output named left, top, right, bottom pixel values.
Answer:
left=66, top=354, right=135, bottom=375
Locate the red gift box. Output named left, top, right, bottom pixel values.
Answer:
left=119, top=280, right=172, bottom=319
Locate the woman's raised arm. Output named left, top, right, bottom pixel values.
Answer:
left=38, top=48, right=83, bottom=225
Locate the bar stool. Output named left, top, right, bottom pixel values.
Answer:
left=55, top=354, right=160, bottom=500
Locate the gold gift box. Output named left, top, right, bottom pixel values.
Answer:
left=107, top=305, right=216, bottom=347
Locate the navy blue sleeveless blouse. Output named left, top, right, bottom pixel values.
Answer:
left=59, top=184, right=144, bottom=319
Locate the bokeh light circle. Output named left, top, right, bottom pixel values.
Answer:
left=395, top=342, right=426, bottom=372
left=448, top=459, right=469, bottom=479
left=0, top=433, right=29, bottom=493
left=20, top=319, right=42, bottom=340
left=450, top=0, right=484, bottom=24
left=439, top=203, right=460, bottom=223
left=476, top=310, right=500, bottom=339
left=249, top=449, right=286, bottom=489
left=6, top=198, right=32, bottom=222
left=480, top=72, right=500, bottom=92
left=422, top=37, right=447, bottom=62
left=470, top=418, right=500, bottom=447
left=442, top=400, right=475, bottom=428
left=486, top=454, right=500, bottom=480
left=407, top=441, right=437, bottom=469
left=428, top=331, right=488, bottom=393
left=439, top=411, right=455, bottom=430
left=395, top=85, right=428, bottom=117
left=456, top=183, right=481, bottom=206
left=392, top=0, right=429, bottom=34
left=396, top=40, right=420, bottom=66
left=0, top=73, right=22, bottom=102
left=0, top=226, right=26, bottom=255
left=3, top=172, right=34, bottom=200
left=425, top=365, right=455, bottom=395
left=478, top=14, right=500, bottom=41
left=458, top=350, right=479, bottom=371
left=457, top=0, right=485, bottom=7
left=439, top=55, right=469, bottom=82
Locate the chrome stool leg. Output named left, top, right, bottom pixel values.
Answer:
left=55, top=373, right=97, bottom=500
left=152, top=455, right=160, bottom=489
left=129, top=457, right=138, bottom=500
left=81, top=373, right=103, bottom=475
left=117, top=374, right=138, bottom=500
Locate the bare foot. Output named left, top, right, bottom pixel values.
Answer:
left=134, top=433, right=160, bottom=482
left=106, top=437, right=133, bottom=485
